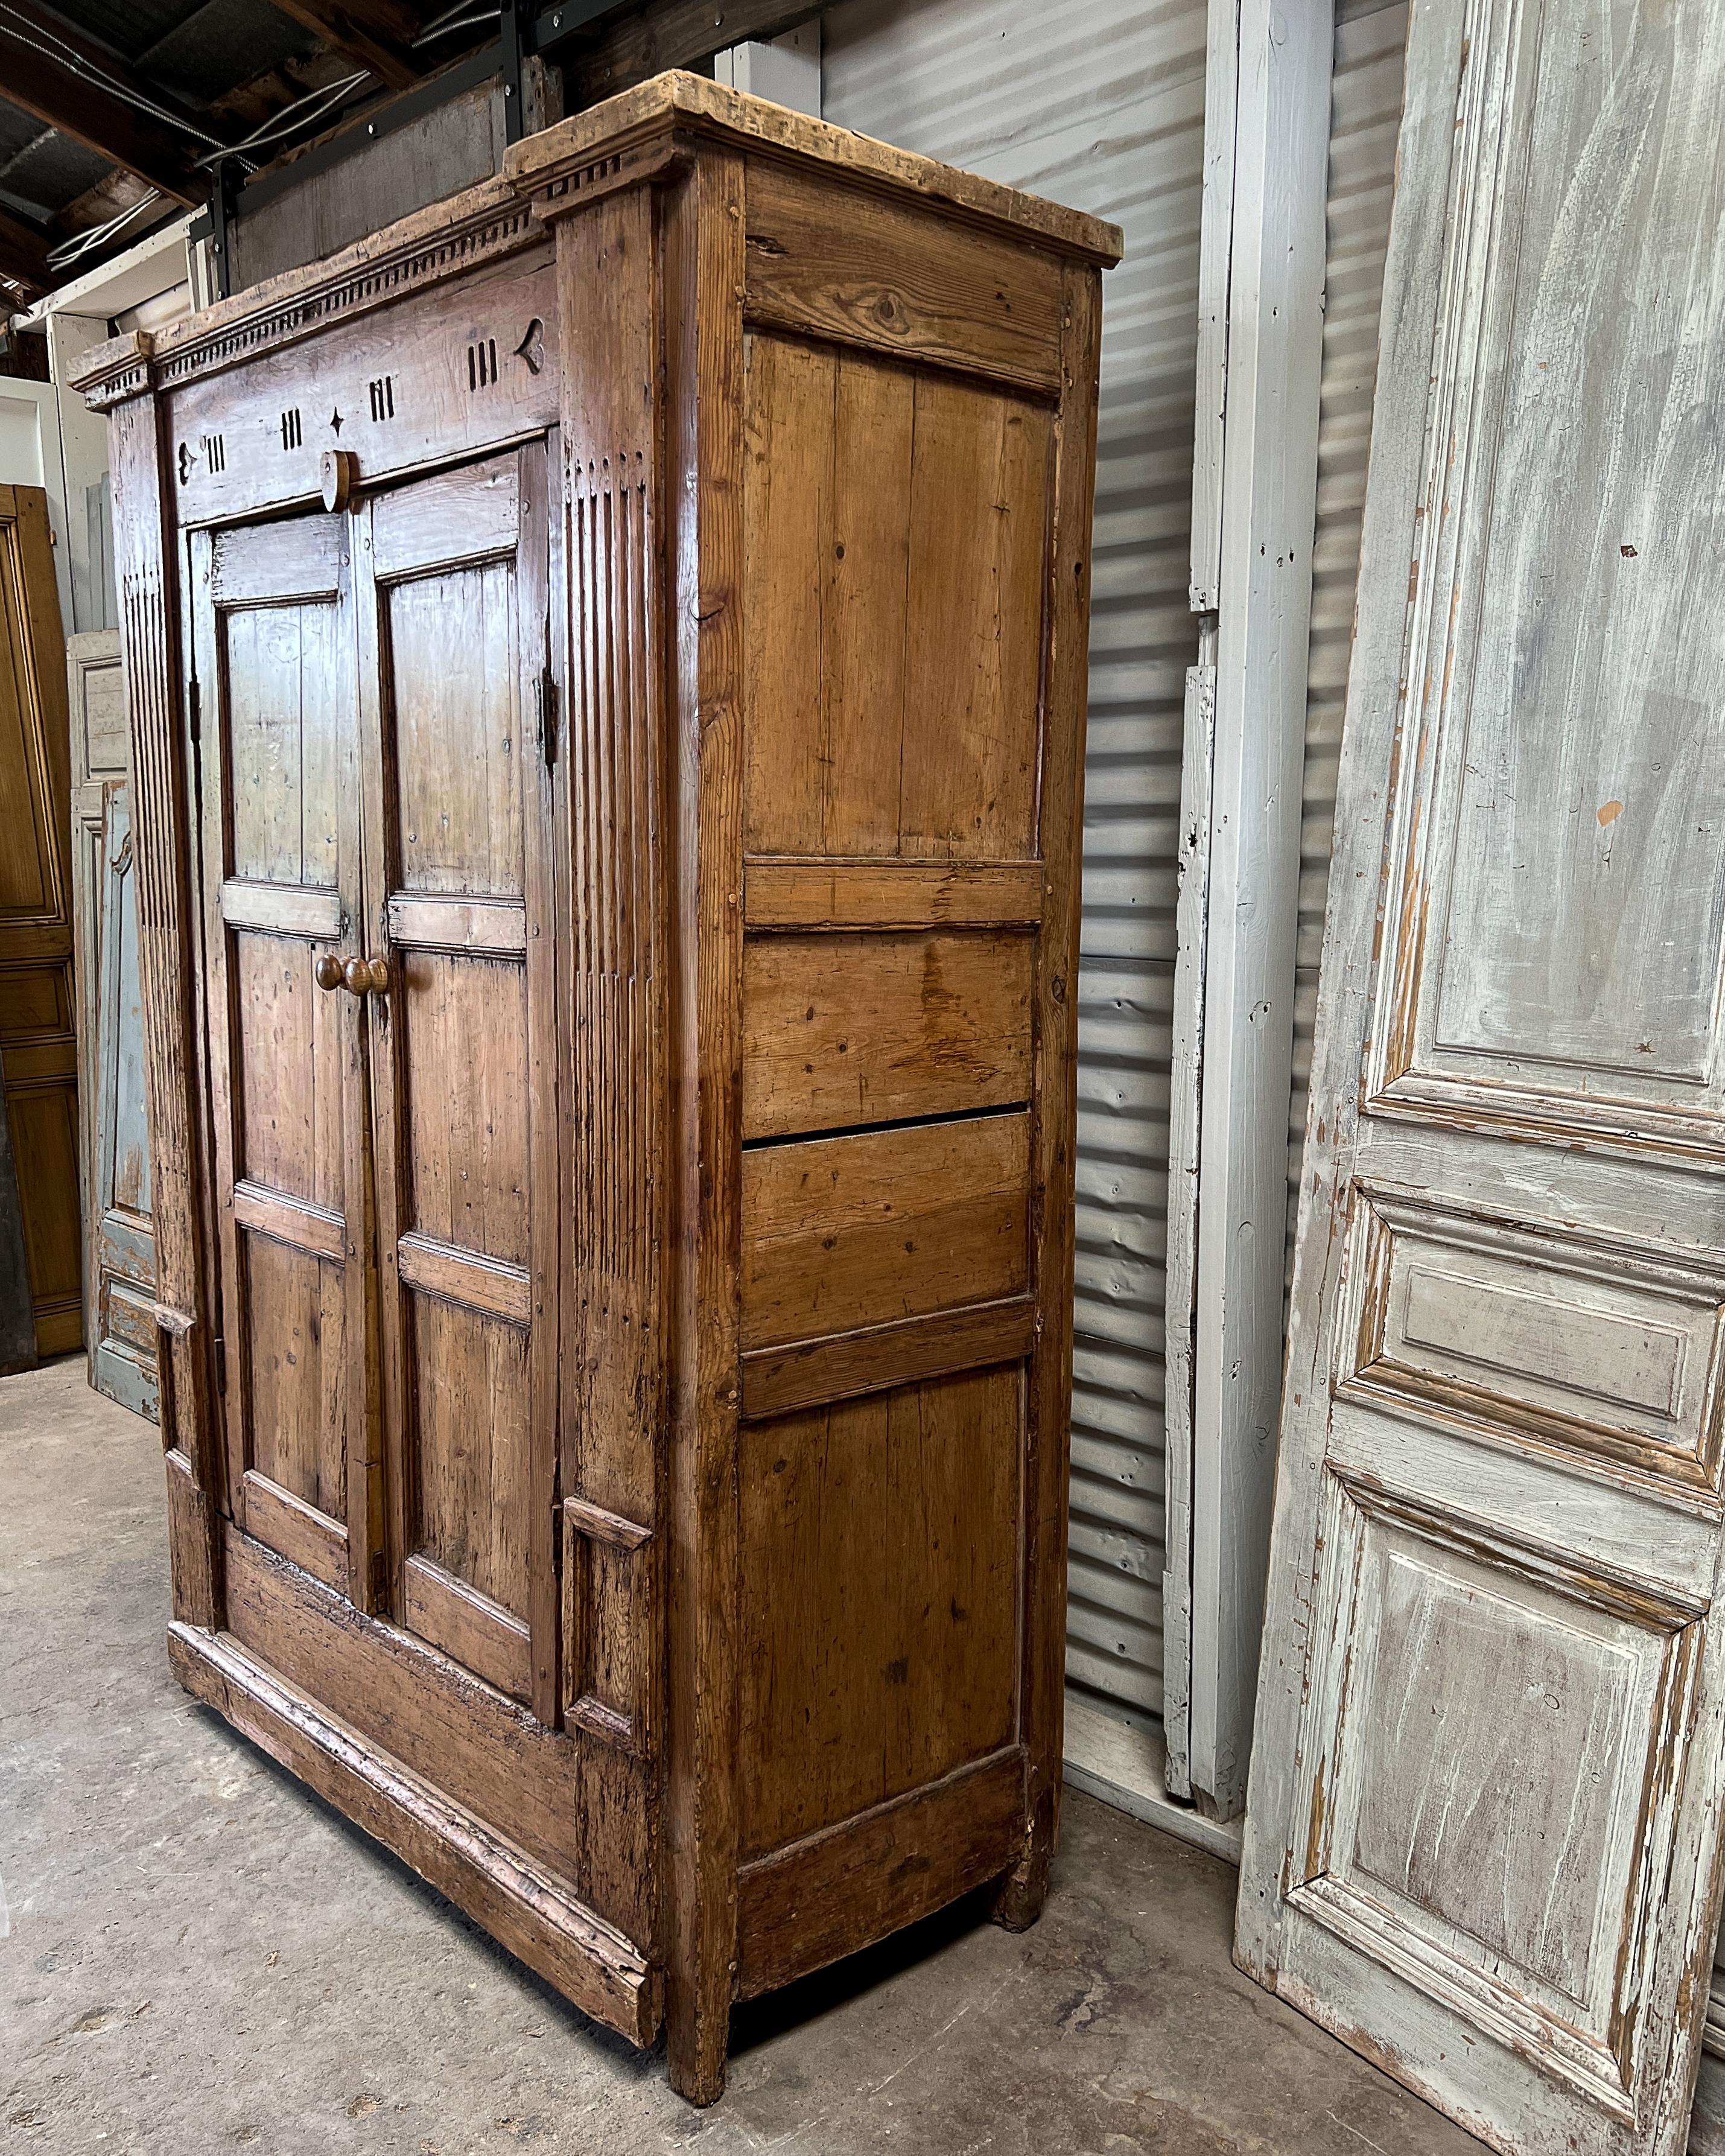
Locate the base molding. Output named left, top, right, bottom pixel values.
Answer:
left=734, top=1744, right=1026, bottom=1999
left=167, top=1623, right=659, bottom=2046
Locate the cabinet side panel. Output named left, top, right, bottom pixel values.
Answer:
left=737, top=1366, right=1023, bottom=1859
left=731, top=172, right=1098, bottom=1975
left=557, top=183, right=670, bottom=1952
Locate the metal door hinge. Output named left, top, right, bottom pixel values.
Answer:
left=212, top=1332, right=226, bottom=1390
left=188, top=673, right=202, bottom=743
left=369, top=1550, right=390, bottom=1611
left=536, top=664, right=558, bottom=766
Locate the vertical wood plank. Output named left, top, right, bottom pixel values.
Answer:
left=108, top=385, right=223, bottom=1627
left=1191, top=0, right=1333, bottom=1820
left=741, top=334, right=829, bottom=856
left=823, top=354, right=912, bottom=854
left=557, top=186, right=667, bottom=1946
left=993, top=256, right=1103, bottom=1930
left=1160, top=658, right=1216, bottom=1801
left=664, top=142, right=748, bottom=2109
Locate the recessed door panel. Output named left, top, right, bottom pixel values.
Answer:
left=192, top=512, right=369, bottom=1602
left=359, top=448, right=558, bottom=1719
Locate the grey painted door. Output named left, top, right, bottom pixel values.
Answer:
left=90, top=781, right=157, bottom=1418
left=1239, top=3, right=1725, bottom=2152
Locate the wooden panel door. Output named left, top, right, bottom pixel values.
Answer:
left=356, top=449, right=561, bottom=1722
left=68, top=631, right=157, bottom=1412
left=89, top=782, right=159, bottom=1417
left=0, top=484, right=81, bottom=1358
left=1238, top=7, right=1725, bottom=2154
left=191, top=512, right=372, bottom=1603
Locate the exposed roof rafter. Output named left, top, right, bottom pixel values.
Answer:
left=558, top=0, right=823, bottom=103
left=265, top=0, right=426, bottom=91
left=0, top=202, right=52, bottom=298
left=0, top=0, right=215, bottom=205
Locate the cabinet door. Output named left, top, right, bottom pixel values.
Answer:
left=356, top=449, right=561, bottom=1721
left=191, top=512, right=373, bottom=1603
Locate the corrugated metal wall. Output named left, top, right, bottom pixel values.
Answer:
left=1286, top=0, right=1409, bottom=1273
left=822, top=0, right=1208, bottom=1727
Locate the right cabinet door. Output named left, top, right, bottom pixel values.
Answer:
left=355, top=449, right=563, bottom=1728
left=1237, top=7, right=1725, bottom=2156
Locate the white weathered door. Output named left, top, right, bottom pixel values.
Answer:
left=1236, top=4, right=1725, bottom=2153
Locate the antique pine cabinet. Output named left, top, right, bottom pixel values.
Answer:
left=70, top=74, right=1119, bottom=2100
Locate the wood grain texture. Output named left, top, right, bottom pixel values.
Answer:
left=0, top=486, right=80, bottom=1358
left=110, top=395, right=223, bottom=1627
left=734, top=1744, right=1026, bottom=1999
left=995, top=257, right=1101, bottom=1929
left=167, top=1621, right=658, bottom=2044
left=742, top=930, right=1033, bottom=1140
left=739, top=1367, right=1023, bottom=1858
left=189, top=512, right=366, bottom=1598
left=740, top=1294, right=1036, bottom=1422
left=742, top=337, right=1050, bottom=861
left=504, top=72, right=1123, bottom=264
left=744, top=859, right=1044, bottom=931
left=744, top=162, right=1063, bottom=392
left=558, top=182, right=667, bottom=1945
left=741, top=1111, right=1029, bottom=1349
left=664, top=141, right=748, bottom=2110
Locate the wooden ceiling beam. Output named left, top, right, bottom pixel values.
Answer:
left=0, top=0, right=210, bottom=205
left=0, top=205, right=52, bottom=300
left=558, top=0, right=824, bottom=104
left=265, top=1, right=427, bottom=91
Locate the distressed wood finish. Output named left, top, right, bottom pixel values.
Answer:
left=68, top=632, right=159, bottom=1417
left=74, top=71, right=1115, bottom=2110
left=0, top=486, right=81, bottom=1359
left=1238, top=8, right=1725, bottom=2155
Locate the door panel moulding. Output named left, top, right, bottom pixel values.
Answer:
left=1164, top=0, right=1334, bottom=1819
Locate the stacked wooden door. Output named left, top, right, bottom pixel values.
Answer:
left=0, top=484, right=80, bottom=1360
left=69, top=630, right=159, bottom=1416
left=1239, top=5, right=1725, bottom=2154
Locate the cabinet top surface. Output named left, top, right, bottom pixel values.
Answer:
left=504, top=71, right=1123, bottom=263
left=66, top=71, right=1119, bottom=411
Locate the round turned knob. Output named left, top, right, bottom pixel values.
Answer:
left=314, top=953, right=343, bottom=992
left=342, top=953, right=389, bottom=997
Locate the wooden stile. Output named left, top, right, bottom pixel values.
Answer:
left=71, top=71, right=1117, bottom=2104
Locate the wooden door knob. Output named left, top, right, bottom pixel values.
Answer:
left=342, top=953, right=390, bottom=997
left=314, top=953, right=344, bottom=992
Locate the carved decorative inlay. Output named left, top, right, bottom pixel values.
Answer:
left=203, top=433, right=226, bottom=474
left=279, top=408, right=302, bottom=450
left=466, top=337, right=499, bottom=392
left=176, top=443, right=193, bottom=485
left=513, top=318, right=544, bottom=375
left=367, top=375, right=395, bottom=421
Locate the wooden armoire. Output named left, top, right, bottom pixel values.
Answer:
left=72, top=74, right=1117, bottom=2100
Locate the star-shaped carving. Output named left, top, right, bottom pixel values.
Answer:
left=329, top=408, right=344, bottom=434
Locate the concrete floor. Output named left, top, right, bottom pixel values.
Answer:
left=1, top=1358, right=1484, bottom=2156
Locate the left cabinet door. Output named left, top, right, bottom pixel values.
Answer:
left=189, top=512, right=374, bottom=1605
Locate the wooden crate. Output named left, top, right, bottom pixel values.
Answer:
left=70, top=72, right=1119, bottom=2102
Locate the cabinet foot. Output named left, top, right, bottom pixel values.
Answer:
left=666, top=1992, right=728, bottom=2107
